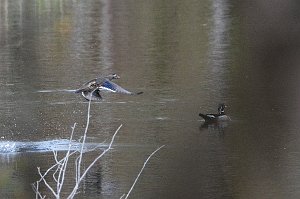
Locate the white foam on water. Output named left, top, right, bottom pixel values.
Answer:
left=0, top=140, right=108, bottom=154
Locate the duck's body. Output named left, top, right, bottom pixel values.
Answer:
left=80, top=89, right=103, bottom=101
left=199, top=103, right=230, bottom=122
left=75, top=74, right=143, bottom=101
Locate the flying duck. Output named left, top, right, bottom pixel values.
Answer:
left=199, top=103, right=230, bottom=122
left=75, top=74, right=143, bottom=101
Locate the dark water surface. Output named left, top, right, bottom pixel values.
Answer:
left=1, top=0, right=300, bottom=198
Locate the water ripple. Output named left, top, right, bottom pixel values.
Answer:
left=0, top=140, right=107, bottom=154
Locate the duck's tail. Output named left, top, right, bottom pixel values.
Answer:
left=130, top=91, right=143, bottom=95
left=135, top=91, right=144, bottom=95
left=199, top=113, right=211, bottom=121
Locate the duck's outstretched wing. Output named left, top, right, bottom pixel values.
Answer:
left=75, top=78, right=97, bottom=93
left=99, top=80, right=143, bottom=95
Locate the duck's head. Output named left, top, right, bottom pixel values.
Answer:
left=218, top=103, right=226, bottom=114
left=107, top=73, right=120, bottom=80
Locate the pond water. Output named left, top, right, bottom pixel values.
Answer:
left=1, top=0, right=300, bottom=198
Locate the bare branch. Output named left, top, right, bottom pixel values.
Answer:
left=122, top=145, right=165, bottom=199
left=67, top=124, right=123, bottom=199
left=57, top=123, right=77, bottom=194
left=33, top=87, right=165, bottom=199
left=38, top=167, right=58, bottom=198
left=77, top=98, right=92, bottom=181
left=33, top=123, right=78, bottom=198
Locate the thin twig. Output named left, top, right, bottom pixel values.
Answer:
left=57, top=123, right=77, bottom=194
left=77, top=94, right=94, bottom=181
left=33, top=90, right=128, bottom=199
left=33, top=126, right=78, bottom=198
left=123, top=145, right=165, bottom=199
left=32, top=182, right=45, bottom=199
left=67, top=124, right=123, bottom=199
left=38, top=167, right=58, bottom=198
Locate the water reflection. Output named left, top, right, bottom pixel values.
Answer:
left=99, top=0, right=113, bottom=70
left=199, top=120, right=229, bottom=135
left=208, top=0, right=231, bottom=99
left=209, top=0, right=231, bottom=69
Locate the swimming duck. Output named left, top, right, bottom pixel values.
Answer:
left=199, top=103, right=230, bottom=122
left=75, top=74, right=143, bottom=101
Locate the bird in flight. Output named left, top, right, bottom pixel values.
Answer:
left=75, top=74, right=143, bottom=101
